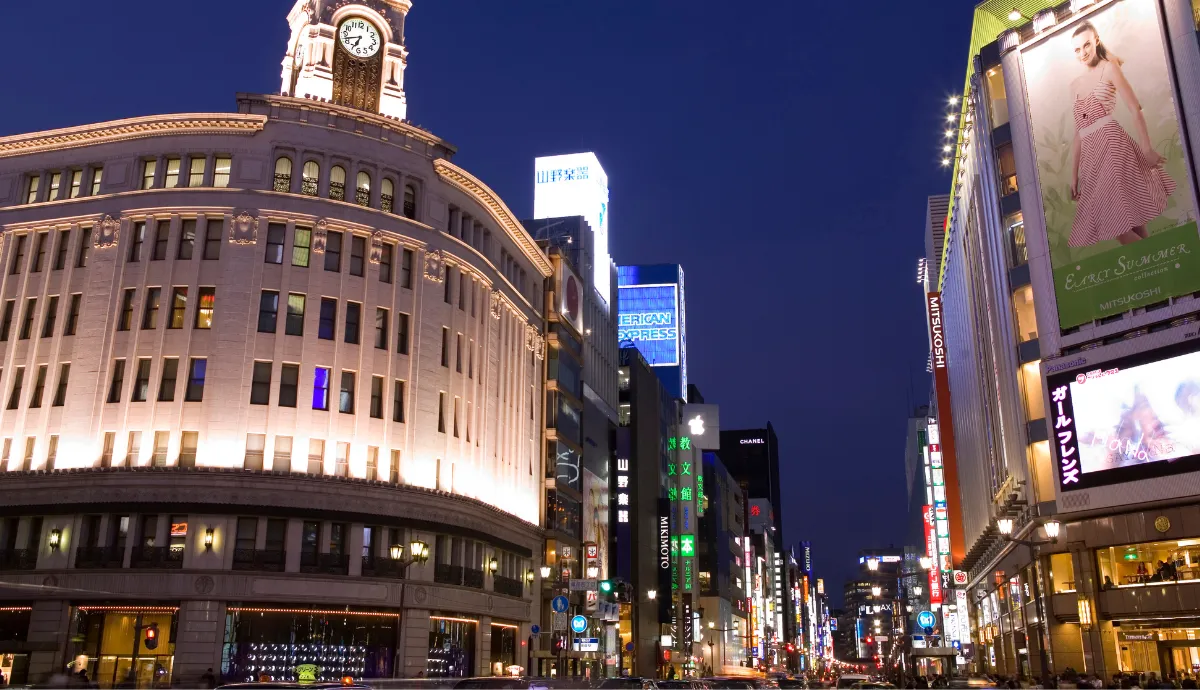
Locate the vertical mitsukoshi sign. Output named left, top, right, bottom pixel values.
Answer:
left=925, top=292, right=965, bottom=570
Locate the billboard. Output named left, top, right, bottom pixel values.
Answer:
left=617, top=283, right=680, bottom=366
left=557, top=260, right=584, bottom=336
left=1049, top=338, right=1200, bottom=491
left=583, top=468, right=609, bottom=578
left=534, top=153, right=611, bottom=307
left=1020, top=0, right=1200, bottom=327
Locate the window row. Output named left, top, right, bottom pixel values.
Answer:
left=0, top=294, right=83, bottom=342
left=126, top=218, right=222, bottom=262
left=247, top=360, right=408, bottom=422
left=7, top=227, right=93, bottom=275
left=139, top=155, right=232, bottom=191
left=0, top=363, right=71, bottom=411
left=22, top=166, right=104, bottom=205
left=104, top=357, right=207, bottom=404
left=273, top=156, right=417, bottom=219
left=113, top=286, right=215, bottom=333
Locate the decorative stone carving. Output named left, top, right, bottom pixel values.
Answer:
left=229, top=212, right=259, bottom=246
left=489, top=290, right=501, bottom=319
left=486, top=596, right=494, bottom=611
left=312, top=219, right=328, bottom=254
left=94, top=215, right=120, bottom=249
left=0, top=233, right=6, bottom=264
left=194, top=575, right=215, bottom=595
left=524, top=324, right=536, bottom=351
left=534, top=334, right=546, bottom=360
left=423, top=249, right=444, bottom=282
left=413, top=586, right=428, bottom=604
left=369, top=231, right=384, bottom=264
left=42, top=575, right=58, bottom=588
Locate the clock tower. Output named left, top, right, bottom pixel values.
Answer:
left=280, top=0, right=411, bottom=119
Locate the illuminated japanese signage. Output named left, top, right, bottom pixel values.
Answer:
left=614, top=456, right=630, bottom=524
left=534, top=153, right=610, bottom=306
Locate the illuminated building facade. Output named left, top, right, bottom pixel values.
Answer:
left=698, top=448, right=749, bottom=673
left=936, top=0, right=1200, bottom=681
left=0, top=1, right=549, bottom=685
left=616, top=264, right=686, bottom=401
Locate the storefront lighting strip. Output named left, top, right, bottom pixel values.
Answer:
left=76, top=606, right=179, bottom=612
left=227, top=607, right=399, bottom=618
left=429, top=615, right=479, bottom=624
left=491, top=622, right=520, bottom=629
left=0, top=607, right=33, bottom=612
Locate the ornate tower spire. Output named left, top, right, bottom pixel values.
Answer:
left=280, top=0, right=411, bottom=120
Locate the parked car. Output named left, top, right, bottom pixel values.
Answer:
left=216, top=683, right=372, bottom=690
left=598, top=678, right=660, bottom=689
left=453, top=678, right=551, bottom=689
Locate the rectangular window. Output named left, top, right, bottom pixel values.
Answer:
left=141, top=160, right=156, bottom=190
left=118, top=289, right=134, bottom=331
left=169, top=288, right=187, bottom=329
left=213, top=157, right=231, bottom=188
left=396, top=313, right=410, bottom=355
left=53, top=229, right=69, bottom=270
left=25, top=175, right=39, bottom=204
left=468, top=339, right=474, bottom=379
left=188, top=156, right=205, bottom=187
left=19, top=297, right=36, bottom=340
left=28, top=365, right=46, bottom=409
left=379, top=244, right=393, bottom=283
left=48, top=172, right=61, bottom=200
left=243, top=433, right=265, bottom=471
left=318, top=298, right=336, bottom=340
left=32, top=232, right=47, bottom=272
left=90, top=167, right=103, bottom=196
left=339, top=371, right=355, bottom=414
left=302, top=519, right=320, bottom=551
left=158, top=358, right=178, bottom=402
left=151, top=430, right=169, bottom=466
left=203, top=220, right=221, bottom=260
left=21, top=438, right=33, bottom=470
left=178, top=219, right=195, bottom=259
left=471, top=279, right=477, bottom=317
left=126, top=431, right=141, bottom=466
left=390, top=449, right=401, bottom=483
left=344, top=302, right=361, bottom=344
left=129, top=221, right=145, bottom=262
left=456, top=333, right=463, bottom=373
left=367, top=446, right=379, bottom=481
left=370, top=376, right=383, bottom=419
left=68, top=170, right=82, bottom=198
left=52, top=363, right=69, bottom=407
left=324, top=231, right=342, bottom=271
left=401, top=248, right=413, bottom=288
left=453, top=396, right=460, bottom=437
left=164, top=158, right=180, bottom=188
left=292, top=226, right=311, bottom=267
left=279, top=364, right=299, bottom=408
left=101, top=432, right=115, bottom=467
left=441, top=327, right=450, bottom=367
left=142, top=288, right=160, bottom=330
left=258, top=290, right=279, bottom=333
left=0, top=300, right=12, bottom=341
left=9, top=234, right=26, bottom=274
left=374, top=308, right=388, bottom=349
left=65, top=294, right=81, bottom=336
left=273, top=435, right=293, bottom=468
left=265, top=223, right=285, bottom=264
left=10, top=366, right=25, bottom=409
left=458, top=273, right=466, bottom=311
left=393, top=380, right=406, bottom=423
left=152, top=220, right=169, bottom=260
left=313, top=366, right=331, bottom=411
left=335, top=444, right=350, bottom=477
left=79, top=227, right=94, bottom=267
left=444, top=267, right=453, bottom=303
left=438, top=391, right=446, bottom=433
left=350, top=235, right=365, bottom=276
left=41, top=296, right=57, bottom=338
left=185, top=358, right=206, bottom=402
left=285, top=293, right=305, bottom=336
left=250, top=362, right=272, bottom=405
left=132, top=358, right=151, bottom=402
left=107, top=360, right=125, bottom=403
left=195, top=287, right=215, bottom=329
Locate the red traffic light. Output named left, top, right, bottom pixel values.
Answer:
left=144, top=623, right=159, bottom=650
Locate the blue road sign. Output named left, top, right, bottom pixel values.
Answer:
left=570, top=615, right=588, bottom=634
left=551, top=596, right=569, bottom=613
left=531, top=624, right=540, bottom=635
left=917, top=610, right=937, bottom=630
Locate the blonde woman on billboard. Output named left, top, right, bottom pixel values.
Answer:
left=1068, top=21, right=1175, bottom=247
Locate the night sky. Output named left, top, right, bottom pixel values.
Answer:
left=2, top=0, right=972, bottom=603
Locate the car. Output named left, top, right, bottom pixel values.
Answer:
left=702, top=678, right=778, bottom=689
left=835, top=675, right=869, bottom=689
left=776, top=678, right=809, bottom=689
left=364, top=679, right=461, bottom=689
left=598, top=678, right=660, bottom=689
left=656, top=681, right=709, bottom=689
left=216, top=683, right=372, bottom=690
left=453, top=678, right=551, bottom=689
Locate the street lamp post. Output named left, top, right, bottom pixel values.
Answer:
left=997, top=518, right=1061, bottom=683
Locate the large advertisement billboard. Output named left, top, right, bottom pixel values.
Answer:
left=1021, top=0, right=1200, bottom=328
left=534, top=153, right=611, bottom=307
left=1049, top=338, right=1200, bottom=491
left=617, top=283, right=680, bottom=366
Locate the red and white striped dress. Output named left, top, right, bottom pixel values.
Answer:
left=1069, top=64, right=1175, bottom=247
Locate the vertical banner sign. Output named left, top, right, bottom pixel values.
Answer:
left=657, top=498, right=673, bottom=622
left=924, top=505, right=942, bottom=606
left=682, top=593, right=694, bottom=652
left=613, top=430, right=633, bottom=583
left=926, top=293, right=965, bottom=567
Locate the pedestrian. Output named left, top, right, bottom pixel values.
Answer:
left=200, top=668, right=217, bottom=689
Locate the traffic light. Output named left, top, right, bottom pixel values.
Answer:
left=598, top=579, right=614, bottom=594
left=144, top=623, right=159, bottom=650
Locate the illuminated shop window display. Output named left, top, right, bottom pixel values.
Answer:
left=68, top=606, right=178, bottom=689
left=0, top=607, right=31, bottom=685
left=489, top=623, right=518, bottom=676
left=427, top=616, right=476, bottom=678
left=1096, top=538, right=1200, bottom=589
left=220, top=606, right=398, bottom=682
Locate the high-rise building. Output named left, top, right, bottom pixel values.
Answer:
left=0, top=1, right=550, bottom=684
left=720, top=425, right=784, bottom=545
left=533, top=154, right=612, bottom=310
left=616, top=264, right=687, bottom=400
left=838, top=549, right=904, bottom=666
left=935, top=0, right=1200, bottom=681
left=698, top=450, right=750, bottom=673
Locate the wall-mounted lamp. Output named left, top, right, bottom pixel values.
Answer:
left=410, top=540, right=429, bottom=564
left=204, top=528, right=214, bottom=551
left=997, top=518, right=1015, bottom=535
left=488, top=557, right=499, bottom=574
left=647, top=589, right=657, bottom=600
left=539, top=565, right=552, bottom=579
left=390, top=544, right=404, bottom=560
left=1077, top=595, right=1094, bottom=628
left=526, top=569, right=535, bottom=584
left=48, top=528, right=61, bottom=550
left=1043, top=520, right=1061, bottom=539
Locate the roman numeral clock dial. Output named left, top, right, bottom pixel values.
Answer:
left=338, top=18, right=380, bottom=58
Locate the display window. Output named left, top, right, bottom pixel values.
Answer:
left=1096, top=538, right=1200, bottom=589
left=67, top=605, right=178, bottom=689
left=0, top=606, right=31, bottom=685
left=427, top=615, right=476, bottom=678
left=489, top=623, right=518, bottom=676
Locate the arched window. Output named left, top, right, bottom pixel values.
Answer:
left=403, top=184, right=416, bottom=219
left=381, top=178, right=395, bottom=214
left=301, top=161, right=319, bottom=196
left=355, top=171, right=371, bottom=207
left=273, top=157, right=292, bottom=193
left=329, top=165, right=346, bottom=201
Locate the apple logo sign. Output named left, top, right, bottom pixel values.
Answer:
left=688, top=415, right=705, bottom=436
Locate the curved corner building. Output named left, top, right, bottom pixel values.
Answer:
left=0, top=0, right=550, bottom=685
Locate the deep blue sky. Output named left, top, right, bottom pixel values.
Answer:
left=1, top=0, right=969, bottom=601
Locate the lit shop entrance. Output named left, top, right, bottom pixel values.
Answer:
left=427, top=615, right=476, bottom=678
left=1112, top=626, right=1200, bottom=677
left=67, top=605, right=178, bottom=689
left=0, top=606, right=32, bottom=685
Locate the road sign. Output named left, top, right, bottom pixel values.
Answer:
left=551, top=595, right=569, bottom=613
left=917, top=610, right=937, bottom=630
left=531, top=624, right=540, bottom=635
left=570, top=579, right=599, bottom=592
left=573, top=638, right=599, bottom=652
left=552, top=612, right=569, bottom=630
left=570, top=615, right=588, bottom=634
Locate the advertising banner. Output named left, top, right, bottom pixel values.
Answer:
left=583, top=469, right=609, bottom=578
left=1048, top=339, right=1200, bottom=490
left=617, top=283, right=680, bottom=366
left=657, top=497, right=673, bottom=622
left=926, top=294, right=965, bottom=566
left=1020, top=0, right=1200, bottom=327
left=557, top=260, right=585, bottom=336
left=534, top=153, right=610, bottom=306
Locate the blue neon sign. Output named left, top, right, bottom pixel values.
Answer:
left=617, top=284, right=679, bottom=367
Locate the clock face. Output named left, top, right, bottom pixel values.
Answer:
left=338, top=18, right=381, bottom=58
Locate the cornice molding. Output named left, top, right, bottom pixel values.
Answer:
left=433, top=159, right=553, bottom=278
left=0, top=114, right=267, bottom=159
left=242, top=93, right=451, bottom=152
